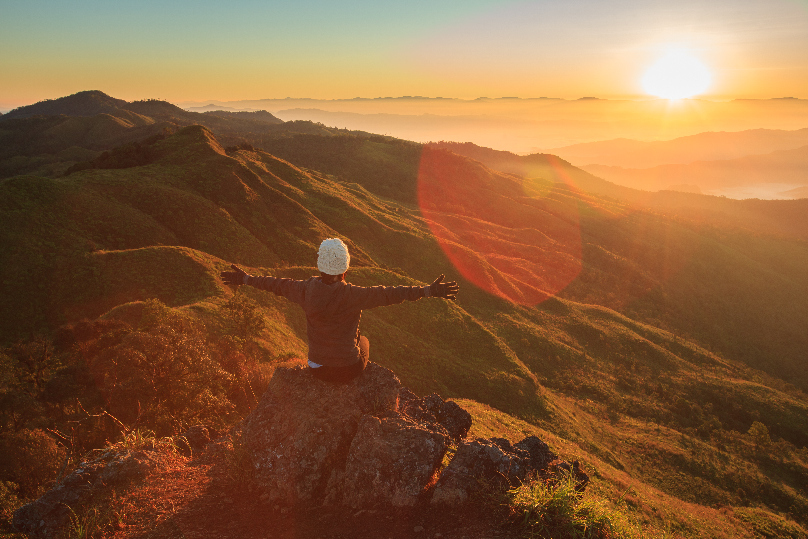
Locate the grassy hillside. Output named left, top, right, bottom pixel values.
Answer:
left=2, top=125, right=807, bottom=537
left=258, top=136, right=808, bottom=392
left=428, top=140, right=808, bottom=242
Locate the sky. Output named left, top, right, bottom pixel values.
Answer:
left=1, top=0, right=808, bottom=108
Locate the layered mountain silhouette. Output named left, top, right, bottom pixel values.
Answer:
left=582, top=145, right=808, bottom=194
left=544, top=128, right=808, bottom=197
left=2, top=90, right=282, bottom=125
left=548, top=128, right=808, bottom=168
left=2, top=92, right=808, bottom=537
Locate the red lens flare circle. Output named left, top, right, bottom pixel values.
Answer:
left=417, top=147, right=582, bottom=306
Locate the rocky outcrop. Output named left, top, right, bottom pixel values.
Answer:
left=243, top=363, right=403, bottom=505
left=431, top=436, right=557, bottom=505
left=243, top=362, right=463, bottom=507
left=399, top=389, right=473, bottom=441
left=13, top=449, right=168, bottom=539
left=241, top=362, right=579, bottom=508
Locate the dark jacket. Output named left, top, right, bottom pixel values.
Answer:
left=246, top=275, right=425, bottom=367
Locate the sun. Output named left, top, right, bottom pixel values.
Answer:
left=642, top=50, right=712, bottom=100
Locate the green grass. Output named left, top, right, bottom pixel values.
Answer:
left=505, top=471, right=640, bottom=539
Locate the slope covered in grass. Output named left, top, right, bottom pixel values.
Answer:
left=260, top=134, right=808, bottom=392
left=429, top=140, right=808, bottom=242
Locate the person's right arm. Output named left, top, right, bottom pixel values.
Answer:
left=220, top=265, right=307, bottom=304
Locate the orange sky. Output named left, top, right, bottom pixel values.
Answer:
left=2, top=0, right=808, bottom=109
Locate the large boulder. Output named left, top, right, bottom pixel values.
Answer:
left=431, top=436, right=557, bottom=505
left=244, top=362, right=449, bottom=506
left=13, top=449, right=167, bottom=538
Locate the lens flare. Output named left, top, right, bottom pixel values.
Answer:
left=417, top=148, right=582, bottom=306
left=642, top=50, right=712, bottom=100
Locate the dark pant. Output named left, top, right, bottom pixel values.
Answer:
left=309, top=335, right=369, bottom=384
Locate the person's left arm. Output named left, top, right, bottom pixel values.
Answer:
left=350, top=274, right=459, bottom=310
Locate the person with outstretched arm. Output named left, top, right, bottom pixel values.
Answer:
left=220, top=238, right=459, bottom=384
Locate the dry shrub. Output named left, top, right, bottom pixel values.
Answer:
left=0, top=480, right=21, bottom=524
left=0, top=429, right=66, bottom=499
left=87, top=300, right=235, bottom=434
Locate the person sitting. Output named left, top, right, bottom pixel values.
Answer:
left=220, top=238, right=459, bottom=384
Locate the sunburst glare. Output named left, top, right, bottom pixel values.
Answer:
left=642, top=49, right=712, bottom=100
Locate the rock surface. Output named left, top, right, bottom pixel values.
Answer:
left=13, top=449, right=167, bottom=538
left=243, top=362, right=568, bottom=508
left=243, top=362, right=403, bottom=505
left=431, top=436, right=557, bottom=505
left=336, top=414, right=448, bottom=507
left=399, top=389, right=473, bottom=441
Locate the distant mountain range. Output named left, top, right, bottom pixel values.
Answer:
left=547, top=128, right=808, bottom=168
left=177, top=96, right=808, bottom=154
left=427, top=141, right=808, bottom=239
left=581, top=144, right=808, bottom=195
left=541, top=130, right=808, bottom=197
left=2, top=90, right=283, bottom=125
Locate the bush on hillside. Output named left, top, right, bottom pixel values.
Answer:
left=748, top=421, right=772, bottom=449
left=222, top=292, right=266, bottom=342
left=86, top=300, right=234, bottom=434
left=0, top=480, right=21, bottom=527
left=0, top=337, right=62, bottom=434
left=0, top=429, right=65, bottom=499
left=504, top=470, right=637, bottom=539
left=2, top=297, right=276, bottom=451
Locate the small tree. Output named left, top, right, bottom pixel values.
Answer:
left=748, top=421, right=771, bottom=449
left=223, top=292, right=266, bottom=342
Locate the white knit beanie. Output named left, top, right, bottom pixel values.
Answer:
left=317, top=238, right=350, bottom=275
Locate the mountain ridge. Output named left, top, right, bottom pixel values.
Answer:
left=1, top=90, right=128, bottom=119
left=427, top=140, right=808, bottom=242
left=0, top=91, right=382, bottom=180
